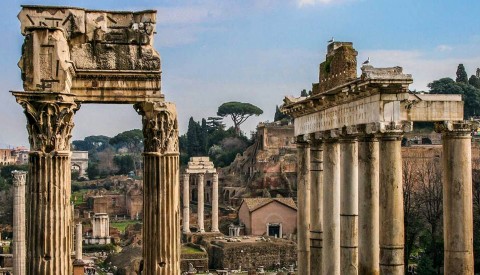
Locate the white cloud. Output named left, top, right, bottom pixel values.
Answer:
left=436, top=44, right=453, bottom=52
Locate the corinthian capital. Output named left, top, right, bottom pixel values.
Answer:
left=134, top=101, right=179, bottom=154
left=13, top=92, right=79, bottom=153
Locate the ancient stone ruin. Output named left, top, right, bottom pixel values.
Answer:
left=281, top=41, right=477, bottom=275
left=183, top=157, right=219, bottom=233
left=12, top=5, right=179, bottom=274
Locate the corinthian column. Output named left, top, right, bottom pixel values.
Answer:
left=135, top=101, right=180, bottom=275
left=379, top=126, right=404, bottom=275
left=358, top=134, right=380, bottom=275
left=197, top=173, right=205, bottom=233
left=340, top=136, right=359, bottom=275
left=436, top=121, right=475, bottom=274
left=297, top=137, right=311, bottom=275
left=183, top=173, right=191, bottom=233
left=13, top=93, right=78, bottom=275
left=212, top=172, right=219, bottom=232
left=310, top=139, right=323, bottom=275
left=323, top=136, right=341, bottom=275
left=12, top=170, right=27, bottom=275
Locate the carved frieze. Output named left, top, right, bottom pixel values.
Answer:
left=14, top=93, right=78, bottom=153
left=134, top=102, right=179, bottom=154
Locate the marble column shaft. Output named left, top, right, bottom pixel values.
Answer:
left=143, top=153, right=180, bottom=274
left=340, top=138, right=359, bottom=275
left=75, top=223, right=82, bottom=260
left=198, top=173, right=205, bottom=233
left=297, top=140, right=311, bottom=275
left=440, top=123, right=474, bottom=274
left=379, top=133, right=404, bottom=275
left=136, top=101, right=180, bottom=275
left=183, top=173, right=191, bottom=233
left=323, top=139, right=341, bottom=275
left=212, top=173, right=219, bottom=232
left=310, top=140, right=323, bottom=275
left=12, top=171, right=27, bottom=275
left=358, top=136, right=380, bottom=275
left=27, top=152, right=73, bottom=275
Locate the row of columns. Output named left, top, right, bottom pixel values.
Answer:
left=182, top=172, right=219, bottom=233
left=297, top=122, right=475, bottom=275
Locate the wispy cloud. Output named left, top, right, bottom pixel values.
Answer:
left=436, top=44, right=453, bottom=52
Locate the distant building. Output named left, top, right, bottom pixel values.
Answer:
left=85, top=213, right=111, bottom=245
left=71, top=151, right=88, bottom=179
left=238, top=198, right=297, bottom=237
left=0, top=149, right=16, bottom=166
left=87, top=183, right=143, bottom=219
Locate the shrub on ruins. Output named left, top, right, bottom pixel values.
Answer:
left=217, top=101, right=263, bottom=136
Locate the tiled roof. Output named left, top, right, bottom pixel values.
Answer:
left=241, top=197, right=297, bottom=212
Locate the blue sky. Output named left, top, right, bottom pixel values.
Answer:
left=1, top=0, right=480, bottom=147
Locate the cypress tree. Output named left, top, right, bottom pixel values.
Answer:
left=456, top=64, right=468, bottom=84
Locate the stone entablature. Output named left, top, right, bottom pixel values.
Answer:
left=16, top=5, right=162, bottom=103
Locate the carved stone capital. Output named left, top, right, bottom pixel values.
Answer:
left=134, top=101, right=179, bottom=154
left=12, top=170, right=27, bottom=187
left=434, top=121, right=478, bottom=138
left=13, top=92, right=78, bottom=153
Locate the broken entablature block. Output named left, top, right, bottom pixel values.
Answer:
left=17, top=5, right=162, bottom=102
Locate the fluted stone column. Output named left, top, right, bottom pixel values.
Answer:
left=12, top=171, right=27, bottom=275
left=310, top=139, right=323, bottom=275
left=297, top=138, right=311, bottom=275
left=358, top=135, right=380, bottom=275
left=212, top=172, right=219, bottom=232
left=198, top=173, right=205, bottom=233
left=14, top=93, right=78, bottom=275
left=135, top=101, right=180, bottom=275
left=323, top=138, right=341, bottom=275
left=183, top=173, right=191, bottom=233
left=340, top=137, right=359, bottom=275
left=437, top=121, right=475, bottom=274
left=379, top=131, right=404, bottom=275
left=75, top=223, right=82, bottom=260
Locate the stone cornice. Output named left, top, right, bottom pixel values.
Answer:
left=281, top=75, right=412, bottom=118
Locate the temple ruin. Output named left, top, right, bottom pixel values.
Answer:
left=182, top=157, right=219, bottom=233
left=281, top=41, right=477, bottom=275
left=12, top=5, right=180, bottom=274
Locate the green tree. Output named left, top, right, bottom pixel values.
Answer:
left=186, top=117, right=201, bottom=156
left=72, top=135, right=111, bottom=152
left=113, top=155, right=135, bottom=175
left=217, top=102, right=263, bottom=136
left=469, top=75, right=480, bottom=89
left=109, top=129, right=143, bottom=169
left=456, top=64, right=469, bottom=84
left=300, top=89, right=308, bottom=97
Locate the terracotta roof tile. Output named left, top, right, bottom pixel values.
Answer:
left=241, top=197, right=297, bottom=212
